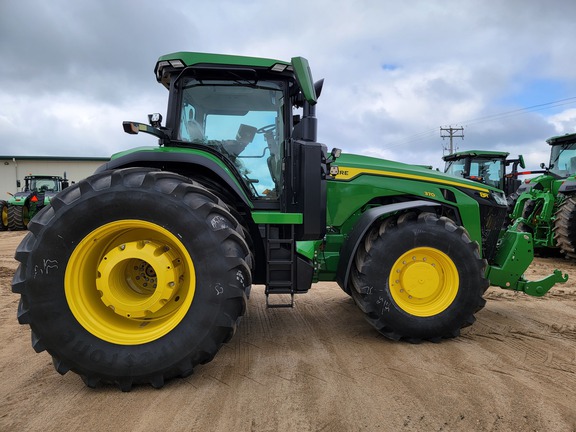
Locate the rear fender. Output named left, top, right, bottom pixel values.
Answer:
left=95, top=150, right=252, bottom=208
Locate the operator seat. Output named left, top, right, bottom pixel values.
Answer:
left=267, top=152, right=281, bottom=190
left=186, top=117, right=204, bottom=142
left=570, top=156, right=576, bottom=175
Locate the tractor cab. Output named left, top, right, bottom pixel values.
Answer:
left=122, top=52, right=335, bottom=242
left=172, top=72, right=287, bottom=199
left=19, top=175, right=68, bottom=194
left=443, top=150, right=525, bottom=196
left=547, top=132, right=576, bottom=179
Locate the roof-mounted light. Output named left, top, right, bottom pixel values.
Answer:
left=169, top=59, right=185, bottom=68
left=155, top=59, right=185, bottom=81
left=271, top=63, right=288, bottom=72
left=156, top=60, right=170, bottom=80
left=157, top=60, right=170, bottom=69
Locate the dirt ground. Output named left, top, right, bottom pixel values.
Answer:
left=1, top=230, right=575, bottom=432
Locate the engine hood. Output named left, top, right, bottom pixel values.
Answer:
left=333, top=153, right=501, bottom=194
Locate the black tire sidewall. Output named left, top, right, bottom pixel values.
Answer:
left=24, top=171, right=249, bottom=379
left=357, top=217, right=485, bottom=340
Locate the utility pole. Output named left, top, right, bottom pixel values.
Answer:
left=440, top=126, right=464, bottom=155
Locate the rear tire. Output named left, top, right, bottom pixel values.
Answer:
left=12, top=168, right=252, bottom=390
left=349, top=212, right=488, bottom=342
left=8, top=204, right=28, bottom=230
left=553, top=195, right=576, bottom=259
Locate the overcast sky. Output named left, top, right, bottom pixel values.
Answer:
left=1, top=0, right=575, bottom=170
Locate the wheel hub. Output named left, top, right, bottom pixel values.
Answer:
left=400, top=261, right=440, bottom=298
left=96, top=240, right=183, bottom=319
left=389, top=247, right=459, bottom=317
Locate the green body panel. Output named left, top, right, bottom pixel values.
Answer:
left=326, top=153, right=492, bottom=240
left=314, top=153, right=501, bottom=280
left=290, top=57, right=317, bottom=104
left=252, top=212, right=302, bottom=224
left=158, top=51, right=290, bottom=70
left=296, top=240, right=322, bottom=261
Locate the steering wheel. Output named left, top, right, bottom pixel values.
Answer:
left=257, top=124, right=276, bottom=134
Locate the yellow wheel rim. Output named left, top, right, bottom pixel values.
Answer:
left=389, top=247, right=458, bottom=317
left=1, top=205, right=7, bottom=227
left=65, top=220, right=195, bottom=345
left=22, top=205, right=30, bottom=227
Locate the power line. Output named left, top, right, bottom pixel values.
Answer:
left=379, top=96, right=576, bottom=150
left=460, top=96, right=576, bottom=126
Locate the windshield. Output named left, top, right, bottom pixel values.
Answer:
left=444, top=160, right=467, bottom=178
left=26, top=178, right=60, bottom=193
left=445, top=158, right=504, bottom=189
left=550, top=143, right=576, bottom=177
left=177, top=78, right=286, bottom=199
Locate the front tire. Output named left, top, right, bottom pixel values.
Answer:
left=12, top=168, right=252, bottom=390
left=350, top=212, right=488, bottom=342
left=553, top=195, right=576, bottom=259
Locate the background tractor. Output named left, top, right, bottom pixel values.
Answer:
left=443, top=150, right=525, bottom=197
left=5, top=174, right=69, bottom=230
left=11, top=52, right=567, bottom=391
left=509, top=132, right=576, bottom=257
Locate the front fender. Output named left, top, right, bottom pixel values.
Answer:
left=335, top=200, right=440, bottom=293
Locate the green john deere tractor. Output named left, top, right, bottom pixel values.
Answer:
left=443, top=150, right=525, bottom=197
left=509, top=132, right=576, bottom=257
left=5, top=174, right=69, bottom=230
left=12, top=52, right=567, bottom=391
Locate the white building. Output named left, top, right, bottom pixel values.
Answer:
left=0, top=156, right=109, bottom=196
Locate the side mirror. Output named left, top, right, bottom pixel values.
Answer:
left=16, top=180, right=21, bottom=188
left=519, top=155, right=525, bottom=169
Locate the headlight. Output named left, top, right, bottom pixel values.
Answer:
left=492, top=191, right=507, bottom=206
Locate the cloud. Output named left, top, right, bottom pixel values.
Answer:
left=0, top=0, right=575, bottom=173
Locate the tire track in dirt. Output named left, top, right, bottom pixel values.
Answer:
left=2, top=231, right=576, bottom=431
